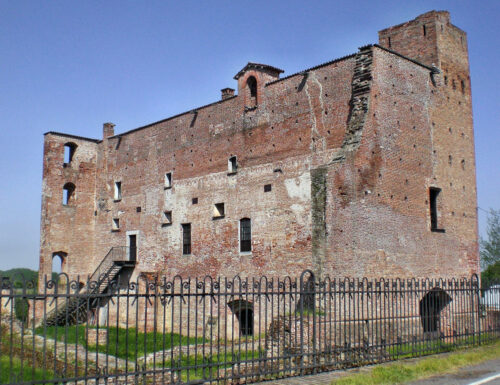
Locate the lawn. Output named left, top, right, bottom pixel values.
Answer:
left=332, top=339, right=500, bottom=385
left=0, top=355, right=54, bottom=385
left=36, top=325, right=208, bottom=360
left=162, top=349, right=263, bottom=383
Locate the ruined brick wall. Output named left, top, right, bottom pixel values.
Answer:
left=39, top=11, right=479, bottom=284
left=39, top=134, right=98, bottom=289
left=378, top=10, right=479, bottom=276
left=90, top=57, right=358, bottom=279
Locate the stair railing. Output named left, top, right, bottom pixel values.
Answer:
left=86, top=246, right=129, bottom=293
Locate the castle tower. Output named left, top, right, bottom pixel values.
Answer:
left=379, top=11, right=479, bottom=274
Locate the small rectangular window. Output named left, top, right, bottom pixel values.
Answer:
left=114, top=181, right=122, bottom=201
left=213, top=203, right=225, bottom=219
left=240, top=218, right=251, bottom=252
left=429, top=187, right=444, bottom=232
left=165, top=172, right=172, bottom=189
left=182, top=223, right=191, bottom=255
left=112, top=218, right=120, bottom=231
left=64, top=143, right=77, bottom=165
left=228, top=156, right=237, bottom=174
left=192, top=197, right=198, bottom=205
left=162, top=211, right=172, bottom=226
left=264, top=184, right=272, bottom=192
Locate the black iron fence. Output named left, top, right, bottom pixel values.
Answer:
left=0, top=270, right=499, bottom=385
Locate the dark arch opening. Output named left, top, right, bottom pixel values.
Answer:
left=247, top=76, right=257, bottom=98
left=419, top=287, right=452, bottom=336
left=52, top=251, right=67, bottom=275
left=64, top=142, right=77, bottom=164
left=63, top=182, right=75, bottom=205
left=228, top=299, right=254, bottom=336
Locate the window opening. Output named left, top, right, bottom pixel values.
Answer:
left=240, top=218, right=251, bottom=252
left=264, top=184, right=272, bottom=192
left=192, top=197, right=198, bottom=205
left=429, top=187, right=444, bottom=232
left=388, top=37, right=391, bottom=48
left=136, top=206, right=141, bottom=213
left=228, top=156, right=238, bottom=174
left=165, top=172, right=172, bottom=189
left=213, top=203, right=225, bottom=219
left=128, top=234, right=137, bottom=262
left=63, top=143, right=77, bottom=165
left=461, top=80, right=465, bottom=94
left=114, top=181, right=122, bottom=201
left=247, top=76, right=257, bottom=98
left=62, top=182, right=75, bottom=205
left=182, top=224, right=191, bottom=255
left=112, top=218, right=120, bottom=231
left=423, top=25, right=426, bottom=36
left=52, top=252, right=66, bottom=275
left=162, top=211, right=172, bottom=226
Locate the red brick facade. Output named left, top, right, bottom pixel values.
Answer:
left=38, top=11, right=479, bottom=288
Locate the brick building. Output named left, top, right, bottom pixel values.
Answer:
left=38, top=10, right=479, bottom=288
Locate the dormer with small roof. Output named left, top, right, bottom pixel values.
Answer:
left=234, top=62, right=284, bottom=109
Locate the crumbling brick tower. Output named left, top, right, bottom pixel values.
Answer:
left=38, top=11, right=479, bottom=289
left=374, top=10, right=478, bottom=275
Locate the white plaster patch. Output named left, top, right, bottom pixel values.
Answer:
left=290, top=204, right=308, bottom=226
left=284, top=173, right=311, bottom=201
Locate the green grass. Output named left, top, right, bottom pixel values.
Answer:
left=332, top=339, right=500, bottom=385
left=0, top=355, right=54, bottom=384
left=388, top=334, right=496, bottom=359
left=167, top=349, right=263, bottom=382
left=36, top=325, right=208, bottom=360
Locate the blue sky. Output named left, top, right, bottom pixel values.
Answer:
left=0, top=1, right=498, bottom=271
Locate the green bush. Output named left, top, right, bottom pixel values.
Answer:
left=14, top=298, right=29, bottom=324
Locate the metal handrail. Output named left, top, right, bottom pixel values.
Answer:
left=88, top=246, right=130, bottom=285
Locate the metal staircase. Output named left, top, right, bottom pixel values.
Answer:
left=44, top=246, right=136, bottom=326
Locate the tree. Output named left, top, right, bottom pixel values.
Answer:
left=480, top=209, right=500, bottom=288
left=481, top=261, right=500, bottom=290
left=480, top=209, right=500, bottom=269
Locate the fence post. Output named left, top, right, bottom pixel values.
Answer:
left=299, top=270, right=315, bottom=374
left=472, top=274, right=481, bottom=344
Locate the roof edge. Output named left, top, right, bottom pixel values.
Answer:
left=234, top=62, right=284, bottom=80
left=44, top=131, right=101, bottom=143
left=265, top=51, right=359, bottom=87
left=109, top=94, right=238, bottom=139
left=373, top=44, right=438, bottom=72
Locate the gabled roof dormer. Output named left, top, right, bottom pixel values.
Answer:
left=234, top=62, right=284, bottom=109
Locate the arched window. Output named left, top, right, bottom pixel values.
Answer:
left=64, top=143, right=77, bottom=165
left=240, top=218, right=251, bottom=252
left=247, top=76, right=257, bottom=98
left=52, top=252, right=67, bottom=275
left=63, top=182, right=75, bottom=205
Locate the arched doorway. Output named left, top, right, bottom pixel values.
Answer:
left=228, top=300, right=254, bottom=336
left=419, top=287, right=452, bottom=336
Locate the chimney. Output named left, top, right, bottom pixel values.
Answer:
left=221, top=88, right=235, bottom=100
left=103, top=122, right=115, bottom=139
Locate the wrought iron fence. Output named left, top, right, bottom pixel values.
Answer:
left=0, top=270, right=499, bottom=385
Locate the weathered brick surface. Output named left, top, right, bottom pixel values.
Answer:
left=38, top=11, right=479, bottom=289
